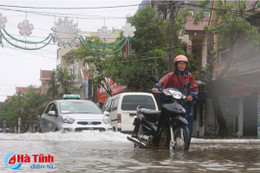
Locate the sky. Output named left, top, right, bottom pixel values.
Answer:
left=0, top=0, right=143, bottom=101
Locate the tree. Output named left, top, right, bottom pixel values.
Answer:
left=202, top=0, right=260, bottom=137
left=21, top=86, right=49, bottom=132
left=106, top=5, right=201, bottom=90
left=0, top=86, right=49, bottom=132
left=71, top=36, right=114, bottom=96
left=214, top=0, right=260, bottom=77
left=198, top=0, right=260, bottom=79
left=69, top=4, right=201, bottom=95
left=55, top=67, right=77, bottom=96
left=46, top=71, right=60, bottom=100
left=104, top=5, right=170, bottom=91
left=0, top=96, right=19, bottom=129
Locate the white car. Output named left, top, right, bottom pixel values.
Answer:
left=102, top=92, right=159, bottom=133
left=40, top=96, right=112, bottom=132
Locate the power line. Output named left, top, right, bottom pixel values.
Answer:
left=0, top=4, right=140, bottom=10
left=2, top=45, right=57, bottom=61
left=0, top=7, right=130, bottom=19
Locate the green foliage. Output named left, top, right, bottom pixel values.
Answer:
left=46, top=71, right=59, bottom=100
left=104, top=54, right=168, bottom=91
left=0, top=96, right=19, bottom=128
left=0, top=86, right=50, bottom=132
left=69, top=4, right=202, bottom=93
left=72, top=36, right=115, bottom=95
left=217, top=16, right=259, bottom=44
left=56, top=67, right=77, bottom=95
left=193, top=10, right=205, bottom=25
left=203, top=25, right=209, bottom=32
left=210, top=50, right=217, bottom=55
left=199, top=0, right=210, bottom=8
left=46, top=67, right=79, bottom=100
left=21, top=86, right=48, bottom=117
left=68, top=5, right=171, bottom=92
left=127, top=5, right=169, bottom=53
left=175, top=7, right=191, bottom=35
left=214, top=0, right=260, bottom=61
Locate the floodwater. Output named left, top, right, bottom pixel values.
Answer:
left=0, top=131, right=260, bottom=173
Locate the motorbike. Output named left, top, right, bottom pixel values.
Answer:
left=127, top=76, right=190, bottom=150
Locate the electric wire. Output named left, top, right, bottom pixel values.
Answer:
left=0, top=7, right=130, bottom=19
left=2, top=45, right=57, bottom=61
left=0, top=4, right=140, bottom=10
left=0, top=2, right=259, bottom=75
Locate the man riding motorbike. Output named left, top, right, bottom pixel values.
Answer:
left=152, top=55, right=198, bottom=148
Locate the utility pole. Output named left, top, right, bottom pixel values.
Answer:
left=52, top=71, right=56, bottom=99
left=167, top=1, right=185, bottom=72
left=168, top=1, right=176, bottom=72
left=18, top=92, right=21, bottom=134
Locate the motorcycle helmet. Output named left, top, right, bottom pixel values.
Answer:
left=173, top=55, right=189, bottom=75
left=174, top=55, right=188, bottom=63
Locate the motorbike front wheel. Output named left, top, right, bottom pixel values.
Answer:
left=135, top=125, right=146, bottom=148
left=170, top=125, right=190, bottom=151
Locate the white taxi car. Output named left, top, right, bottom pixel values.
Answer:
left=40, top=95, right=112, bottom=132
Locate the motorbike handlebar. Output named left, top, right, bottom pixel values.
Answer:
left=152, top=88, right=188, bottom=101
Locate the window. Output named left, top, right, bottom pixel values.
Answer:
left=59, top=101, right=102, bottom=114
left=121, top=95, right=156, bottom=110
left=44, top=103, right=53, bottom=114
left=102, top=99, right=112, bottom=112
left=203, top=12, right=210, bottom=17
left=50, top=103, right=58, bottom=115
left=188, top=10, right=194, bottom=16
left=112, top=98, right=119, bottom=111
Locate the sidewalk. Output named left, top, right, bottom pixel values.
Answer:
left=191, top=138, right=260, bottom=144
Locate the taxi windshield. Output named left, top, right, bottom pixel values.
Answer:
left=59, top=101, right=102, bottom=114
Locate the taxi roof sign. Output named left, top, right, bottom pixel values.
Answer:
left=63, top=94, right=80, bottom=99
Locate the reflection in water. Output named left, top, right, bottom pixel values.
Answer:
left=0, top=132, right=260, bottom=172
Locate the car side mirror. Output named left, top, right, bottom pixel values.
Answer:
left=103, top=111, right=110, bottom=116
left=48, top=111, right=57, bottom=116
left=151, top=75, right=159, bottom=83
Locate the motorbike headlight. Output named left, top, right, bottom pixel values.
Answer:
left=102, top=116, right=110, bottom=124
left=61, top=116, right=75, bottom=124
left=163, top=91, right=171, bottom=96
left=169, top=90, right=182, bottom=99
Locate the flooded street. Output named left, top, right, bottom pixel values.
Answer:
left=0, top=132, right=260, bottom=173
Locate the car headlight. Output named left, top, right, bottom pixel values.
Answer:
left=61, top=116, right=75, bottom=124
left=102, top=116, right=110, bottom=124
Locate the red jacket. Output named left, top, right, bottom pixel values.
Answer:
left=160, top=72, right=198, bottom=93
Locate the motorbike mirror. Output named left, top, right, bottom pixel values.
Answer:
left=151, top=75, right=159, bottom=83
left=185, top=82, right=191, bottom=88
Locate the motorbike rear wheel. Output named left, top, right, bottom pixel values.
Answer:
left=170, top=125, right=190, bottom=151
